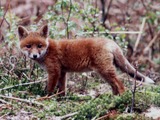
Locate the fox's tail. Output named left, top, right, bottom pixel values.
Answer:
left=113, top=47, right=154, bottom=84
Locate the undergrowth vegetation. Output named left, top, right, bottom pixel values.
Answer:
left=0, top=0, right=160, bottom=119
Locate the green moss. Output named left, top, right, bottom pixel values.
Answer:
left=115, top=113, right=151, bottom=120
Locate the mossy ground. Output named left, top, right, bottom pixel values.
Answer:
left=1, top=68, right=160, bottom=119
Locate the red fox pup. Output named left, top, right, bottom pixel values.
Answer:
left=18, top=25, right=154, bottom=95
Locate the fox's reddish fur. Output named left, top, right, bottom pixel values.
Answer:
left=18, top=25, right=154, bottom=96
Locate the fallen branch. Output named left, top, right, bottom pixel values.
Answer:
left=35, top=95, right=50, bottom=101
left=0, top=79, right=47, bottom=91
left=96, top=114, right=109, bottom=120
left=55, top=112, right=78, bottom=120
left=0, top=98, right=11, bottom=105
left=36, top=90, right=67, bottom=101
left=49, top=90, right=66, bottom=98
left=0, top=95, right=44, bottom=107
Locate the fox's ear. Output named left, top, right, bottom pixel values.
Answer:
left=39, top=24, right=48, bottom=38
left=18, top=26, right=29, bottom=40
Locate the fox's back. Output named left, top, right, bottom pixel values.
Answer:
left=52, top=38, right=117, bottom=72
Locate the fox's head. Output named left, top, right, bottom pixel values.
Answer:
left=18, top=25, right=49, bottom=60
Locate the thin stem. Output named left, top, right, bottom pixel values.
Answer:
left=130, top=63, right=138, bottom=113
left=0, top=1, right=10, bottom=28
left=66, top=0, right=72, bottom=39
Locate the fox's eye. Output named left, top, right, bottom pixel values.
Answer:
left=37, top=44, right=43, bottom=48
left=26, top=44, right=31, bottom=48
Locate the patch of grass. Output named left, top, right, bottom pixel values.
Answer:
left=115, top=113, right=152, bottom=120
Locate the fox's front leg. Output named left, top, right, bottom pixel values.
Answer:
left=47, top=71, right=60, bottom=95
left=57, top=72, right=66, bottom=96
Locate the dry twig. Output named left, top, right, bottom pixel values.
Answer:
left=143, top=31, right=160, bottom=54
left=81, top=31, right=142, bottom=35
left=54, top=112, right=78, bottom=120
left=101, top=0, right=113, bottom=28
left=0, top=0, right=10, bottom=28
left=96, top=114, right=109, bottom=120
left=36, top=90, right=66, bottom=101
left=0, top=79, right=47, bottom=91
left=134, top=17, right=146, bottom=53
left=0, top=98, right=10, bottom=104
left=0, top=95, right=44, bottom=107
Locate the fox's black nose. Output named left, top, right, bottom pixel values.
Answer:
left=33, top=55, right=37, bottom=59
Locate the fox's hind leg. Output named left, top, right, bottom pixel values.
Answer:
left=93, top=52, right=125, bottom=95
left=98, top=66, right=125, bottom=95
